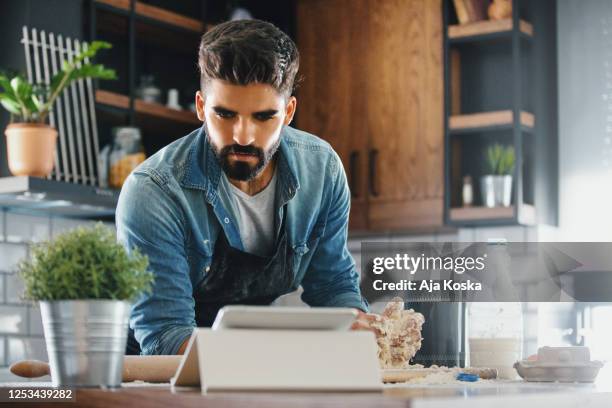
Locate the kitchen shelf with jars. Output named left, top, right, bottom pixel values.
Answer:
left=89, top=0, right=211, bottom=184
left=0, top=1, right=211, bottom=219
left=443, top=0, right=558, bottom=227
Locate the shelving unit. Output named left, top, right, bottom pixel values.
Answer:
left=449, top=110, right=534, bottom=132
left=448, top=18, right=533, bottom=41
left=449, top=203, right=535, bottom=224
left=95, top=90, right=200, bottom=126
left=443, top=0, right=558, bottom=227
left=94, top=0, right=205, bottom=33
left=88, top=0, right=208, bottom=155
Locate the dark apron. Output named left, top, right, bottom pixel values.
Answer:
left=126, top=209, right=295, bottom=354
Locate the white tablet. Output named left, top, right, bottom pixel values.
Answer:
left=211, top=305, right=359, bottom=331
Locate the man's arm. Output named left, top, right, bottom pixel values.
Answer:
left=300, top=151, right=368, bottom=312
left=116, top=172, right=195, bottom=355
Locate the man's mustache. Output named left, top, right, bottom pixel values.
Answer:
left=220, top=144, right=263, bottom=157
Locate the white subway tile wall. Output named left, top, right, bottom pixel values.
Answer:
left=0, top=210, right=95, bottom=367
left=5, top=272, right=26, bottom=304
left=50, top=217, right=95, bottom=238
left=5, top=213, right=50, bottom=243
left=0, top=243, right=28, bottom=273
left=0, top=305, right=28, bottom=334
left=7, top=337, right=47, bottom=365
left=28, top=305, right=44, bottom=336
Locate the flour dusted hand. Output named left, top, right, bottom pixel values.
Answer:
left=372, top=297, right=425, bottom=369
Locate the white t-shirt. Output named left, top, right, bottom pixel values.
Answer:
left=221, top=169, right=278, bottom=257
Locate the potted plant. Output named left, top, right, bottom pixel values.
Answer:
left=18, top=223, right=153, bottom=387
left=0, top=41, right=116, bottom=177
left=481, top=144, right=515, bottom=207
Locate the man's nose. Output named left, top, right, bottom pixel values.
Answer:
left=232, top=117, right=255, bottom=146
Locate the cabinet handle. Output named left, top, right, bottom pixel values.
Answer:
left=349, top=151, right=359, bottom=198
left=369, top=149, right=379, bottom=197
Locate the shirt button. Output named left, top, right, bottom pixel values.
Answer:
left=224, top=217, right=230, bottom=224
left=205, top=266, right=210, bottom=272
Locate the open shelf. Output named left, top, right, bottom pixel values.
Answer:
left=449, top=110, right=534, bottom=133
left=449, top=204, right=535, bottom=225
left=444, top=0, right=557, bottom=228
left=448, top=18, right=533, bottom=42
left=95, top=90, right=200, bottom=126
left=94, top=0, right=204, bottom=33
left=95, top=4, right=214, bottom=55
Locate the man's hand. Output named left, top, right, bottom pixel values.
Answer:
left=350, top=310, right=386, bottom=337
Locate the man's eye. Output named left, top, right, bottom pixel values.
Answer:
left=254, top=114, right=274, bottom=121
left=216, top=112, right=234, bottom=119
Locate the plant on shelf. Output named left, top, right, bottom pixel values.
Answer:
left=481, top=144, right=515, bottom=208
left=485, top=143, right=515, bottom=175
left=18, top=223, right=152, bottom=387
left=0, top=41, right=116, bottom=178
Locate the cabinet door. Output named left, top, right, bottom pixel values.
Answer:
left=365, top=0, right=444, bottom=229
left=296, top=0, right=369, bottom=230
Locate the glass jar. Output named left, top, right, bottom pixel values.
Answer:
left=108, top=127, right=146, bottom=189
left=467, top=241, right=523, bottom=379
left=136, top=75, right=161, bottom=104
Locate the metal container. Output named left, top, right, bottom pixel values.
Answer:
left=408, top=302, right=467, bottom=367
left=480, top=175, right=513, bottom=207
left=40, top=300, right=131, bottom=387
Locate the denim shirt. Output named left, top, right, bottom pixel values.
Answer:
left=116, top=125, right=368, bottom=355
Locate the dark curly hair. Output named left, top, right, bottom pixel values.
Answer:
left=198, top=19, right=300, bottom=98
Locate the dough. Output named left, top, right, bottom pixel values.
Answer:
left=372, top=297, right=425, bottom=369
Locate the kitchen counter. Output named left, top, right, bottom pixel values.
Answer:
left=1, top=379, right=611, bottom=408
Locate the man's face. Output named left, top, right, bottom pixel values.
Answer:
left=195, top=80, right=296, bottom=181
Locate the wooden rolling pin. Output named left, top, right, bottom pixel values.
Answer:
left=10, top=355, right=182, bottom=383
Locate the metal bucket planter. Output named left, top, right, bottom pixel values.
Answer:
left=40, top=300, right=130, bottom=387
left=480, top=175, right=512, bottom=207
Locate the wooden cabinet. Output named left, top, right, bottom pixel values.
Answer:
left=296, top=0, right=369, bottom=230
left=296, top=0, right=444, bottom=231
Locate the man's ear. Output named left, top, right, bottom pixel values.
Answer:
left=283, top=96, right=297, bottom=126
left=195, top=90, right=205, bottom=122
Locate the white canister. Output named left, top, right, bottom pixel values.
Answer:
left=166, top=88, right=181, bottom=110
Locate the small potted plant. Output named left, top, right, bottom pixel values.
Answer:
left=18, top=223, right=153, bottom=387
left=0, top=41, right=116, bottom=177
left=481, top=144, right=515, bottom=207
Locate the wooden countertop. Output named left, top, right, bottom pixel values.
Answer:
left=13, top=381, right=612, bottom=408
left=4, top=371, right=612, bottom=408
left=29, top=386, right=410, bottom=408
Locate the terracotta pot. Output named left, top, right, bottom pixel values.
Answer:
left=5, top=123, right=58, bottom=177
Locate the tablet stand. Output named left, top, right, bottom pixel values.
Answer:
left=171, top=328, right=382, bottom=393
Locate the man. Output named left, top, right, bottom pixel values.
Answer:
left=117, top=19, right=377, bottom=355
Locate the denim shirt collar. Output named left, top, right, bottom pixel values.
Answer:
left=180, top=126, right=300, bottom=205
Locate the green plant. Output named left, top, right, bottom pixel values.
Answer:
left=485, top=144, right=515, bottom=175
left=0, top=41, right=116, bottom=124
left=19, top=223, right=153, bottom=301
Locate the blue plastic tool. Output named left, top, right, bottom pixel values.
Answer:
left=456, top=372, right=479, bottom=382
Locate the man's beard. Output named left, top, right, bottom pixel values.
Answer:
left=205, top=123, right=281, bottom=181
